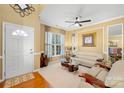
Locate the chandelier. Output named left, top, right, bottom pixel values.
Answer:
left=9, top=4, right=35, bottom=17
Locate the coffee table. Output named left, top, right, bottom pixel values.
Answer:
left=61, top=62, right=78, bottom=72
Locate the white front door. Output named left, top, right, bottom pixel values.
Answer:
left=4, top=23, right=34, bottom=79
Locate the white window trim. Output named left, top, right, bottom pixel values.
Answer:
left=45, top=32, right=64, bottom=57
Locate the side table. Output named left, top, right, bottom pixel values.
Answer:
left=68, top=64, right=74, bottom=72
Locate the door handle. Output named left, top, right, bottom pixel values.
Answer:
left=30, top=49, right=33, bottom=54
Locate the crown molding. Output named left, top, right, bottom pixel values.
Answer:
left=68, top=16, right=124, bottom=31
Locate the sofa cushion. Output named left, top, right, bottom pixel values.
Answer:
left=73, top=57, right=97, bottom=67
left=96, top=69, right=108, bottom=82
left=87, top=66, right=102, bottom=77
left=76, top=52, right=103, bottom=59
left=105, top=60, right=124, bottom=87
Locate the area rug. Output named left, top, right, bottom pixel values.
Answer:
left=39, top=62, right=89, bottom=88
left=4, top=73, right=35, bottom=88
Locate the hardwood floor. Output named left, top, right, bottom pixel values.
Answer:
left=0, top=72, right=52, bottom=88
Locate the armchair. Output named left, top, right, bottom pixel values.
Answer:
left=79, top=60, right=124, bottom=88
left=79, top=64, right=109, bottom=88
left=79, top=73, right=108, bottom=88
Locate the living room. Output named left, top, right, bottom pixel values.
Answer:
left=0, top=3, right=124, bottom=89
left=39, top=5, right=124, bottom=88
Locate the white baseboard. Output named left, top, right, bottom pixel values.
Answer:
left=33, top=68, right=40, bottom=72
left=0, top=79, right=4, bottom=83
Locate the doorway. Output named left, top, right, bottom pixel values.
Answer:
left=3, top=22, right=34, bottom=79
left=107, top=23, right=123, bottom=64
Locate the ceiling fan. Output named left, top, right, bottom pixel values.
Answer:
left=65, top=16, right=91, bottom=27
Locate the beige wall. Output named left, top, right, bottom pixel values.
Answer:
left=65, top=17, right=124, bottom=55
left=34, top=24, right=46, bottom=69
left=40, top=24, right=45, bottom=51
left=0, top=6, right=2, bottom=80
left=0, top=4, right=45, bottom=80
left=65, top=31, right=72, bottom=47
left=0, top=60, right=2, bottom=79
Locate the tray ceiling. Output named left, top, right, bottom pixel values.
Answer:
left=40, top=4, right=124, bottom=31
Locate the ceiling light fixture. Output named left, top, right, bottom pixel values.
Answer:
left=9, top=4, right=35, bottom=17
left=74, top=23, right=80, bottom=27
left=12, top=30, right=28, bottom=37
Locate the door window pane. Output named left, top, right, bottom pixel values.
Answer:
left=52, top=45, right=55, bottom=56
left=56, top=34, right=60, bottom=44
left=45, top=32, right=48, bottom=44
left=61, top=45, right=64, bottom=55
left=52, top=34, right=56, bottom=44
left=61, top=35, right=64, bottom=45
left=48, top=32, right=52, bottom=44
left=56, top=45, right=61, bottom=55
left=47, top=45, right=52, bottom=58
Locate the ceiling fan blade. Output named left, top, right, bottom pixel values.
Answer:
left=68, top=23, right=75, bottom=27
left=78, top=20, right=91, bottom=23
left=65, top=21, right=75, bottom=23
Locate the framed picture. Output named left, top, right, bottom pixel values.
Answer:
left=82, top=33, right=95, bottom=47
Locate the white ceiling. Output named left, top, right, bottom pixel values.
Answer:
left=39, top=4, right=124, bottom=31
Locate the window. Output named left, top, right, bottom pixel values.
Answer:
left=45, top=32, right=64, bottom=58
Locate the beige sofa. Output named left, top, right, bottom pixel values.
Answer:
left=71, top=52, right=103, bottom=67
